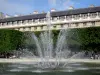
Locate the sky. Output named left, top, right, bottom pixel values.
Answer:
left=0, top=0, right=100, bottom=16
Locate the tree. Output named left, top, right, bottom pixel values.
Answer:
left=0, top=29, right=24, bottom=52
left=73, top=27, right=100, bottom=51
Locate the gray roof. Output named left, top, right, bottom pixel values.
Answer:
left=0, top=6, right=100, bottom=23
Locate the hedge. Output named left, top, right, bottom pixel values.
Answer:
left=0, top=29, right=24, bottom=52
left=24, top=27, right=100, bottom=52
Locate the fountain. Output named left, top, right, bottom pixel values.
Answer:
left=0, top=12, right=100, bottom=75
left=21, top=12, right=84, bottom=69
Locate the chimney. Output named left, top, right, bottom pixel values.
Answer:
left=68, top=6, right=74, bottom=10
left=0, top=12, right=5, bottom=19
left=33, top=11, right=38, bottom=14
left=89, top=5, right=95, bottom=7
left=5, top=14, right=11, bottom=18
left=14, top=14, right=19, bottom=17
left=41, top=11, right=45, bottom=13
left=51, top=8, right=56, bottom=12
left=19, top=14, right=23, bottom=16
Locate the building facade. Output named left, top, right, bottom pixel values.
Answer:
left=0, top=6, right=100, bottom=31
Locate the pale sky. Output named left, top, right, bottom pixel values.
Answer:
left=0, top=0, right=100, bottom=16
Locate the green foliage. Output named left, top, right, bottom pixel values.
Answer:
left=71, top=27, right=100, bottom=51
left=24, top=27, right=100, bottom=52
left=0, top=29, right=24, bottom=52
left=34, top=31, right=41, bottom=37
left=52, top=30, right=60, bottom=44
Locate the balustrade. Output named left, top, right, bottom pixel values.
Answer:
left=0, top=12, right=100, bottom=29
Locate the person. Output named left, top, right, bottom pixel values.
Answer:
left=91, top=56, right=94, bottom=59
left=95, top=54, right=98, bottom=59
left=9, top=55, right=16, bottom=59
left=91, top=52, right=95, bottom=59
left=85, top=51, right=88, bottom=58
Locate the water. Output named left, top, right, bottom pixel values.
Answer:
left=1, top=12, right=99, bottom=75
left=0, top=63, right=100, bottom=75
left=21, top=12, right=85, bottom=69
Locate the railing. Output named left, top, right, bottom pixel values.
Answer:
left=0, top=13, right=100, bottom=29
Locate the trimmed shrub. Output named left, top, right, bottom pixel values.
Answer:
left=0, top=29, right=24, bottom=52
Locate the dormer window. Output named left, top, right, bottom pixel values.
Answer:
left=68, top=6, right=74, bottom=10
left=89, top=5, right=95, bottom=8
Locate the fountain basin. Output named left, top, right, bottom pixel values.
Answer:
left=0, top=58, right=100, bottom=64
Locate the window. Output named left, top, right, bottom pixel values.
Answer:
left=34, top=27, right=37, bottom=30
left=66, top=16, right=72, bottom=20
left=23, top=28, right=25, bottom=31
left=59, top=16, right=65, bottom=21
left=39, top=19, right=44, bottom=23
left=2, top=23, right=4, bottom=25
left=4, top=22, right=7, bottom=25
left=44, top=18, right=46, bottom=22
left=34, top=19, right=38, bottom=23
left=73, top=15, right=80, bottom=20
left=28, top=19, right=33, bottom=23
left=28, top=27, right=31, bottom=30
left=90, top=13, right=97, bottom=18
left=83, top=22, right=87, bottom=26
left=53, top=25, right=56, bottom=28
left=61, top=25, right=64, bottom=28
left=52, top=17, right=58, bottom=21
left=8, top=22, right=12, bottom=25
left=68, top=23, right=71, bottom=27
left=17, top=28, right=20, bottom=30
left=22, top=20, right=27, bottom=24
left=0, top=23, right=2, bottom=26
left=41, top=26, right=43, bottom=29
left=18, top=21, right=22, bottom=24
left=91, top=22, right=95, bottom=26
left=98, top=12, right=100, bottom=17
left=13, top=21, right=17, bottom=25
left=81, top=14, right=88, bottom=19
left=75, top=23, right=79, bottom=27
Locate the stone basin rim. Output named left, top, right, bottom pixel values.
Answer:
left=0, top=58, right=99, bottom=64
